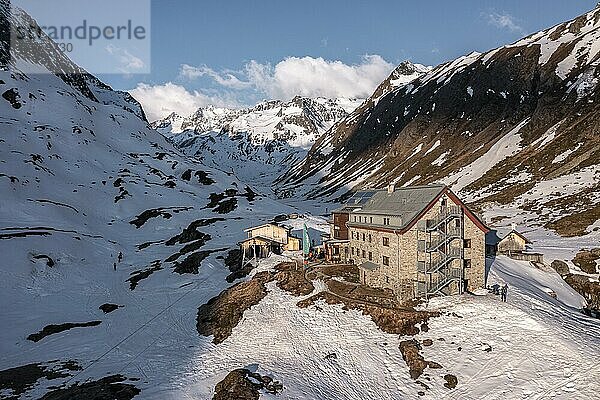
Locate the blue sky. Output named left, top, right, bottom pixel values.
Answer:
left=99, top=0, right=598, bottom=120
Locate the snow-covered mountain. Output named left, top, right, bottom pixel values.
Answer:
left=279, top=7, right=600, bottom=238
left=0, top=5, right=301, bottom=398
left=2, top=4, right=600, bottom=400
left=152, top=96, right=363, bottom=191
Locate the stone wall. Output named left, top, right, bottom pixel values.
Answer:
left=463, top=213, right=486, bottom=291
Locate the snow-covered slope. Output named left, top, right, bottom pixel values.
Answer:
left=180, top=255, right=600, bottom=399
left=0, top=5, right=303, bottom=398
left=2, top=5, right=600, bottom=400
left=279, top=7, right=600, bottom=238
left=151, top=96, right=362, bottom=192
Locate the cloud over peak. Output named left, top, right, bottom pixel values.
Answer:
left=486, top=12, right=526, bottom=34
left=239, top=55, right=395, bottom=100
left=128, top=82, right=240, bottom=122
left=130, top=55, right=397, bottom=121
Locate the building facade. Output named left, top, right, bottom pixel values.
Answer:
left=486, top=227, right=543, bottom=263
left=240, top=223, right=301, bottom=259
left=345, top=184, right=488, bottom=301
left=324, top=192, right=376, bottom=263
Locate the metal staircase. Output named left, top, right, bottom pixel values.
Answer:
left=428, top=268, right=463, bottom=295
left=417, top=205, right=465, bottom=298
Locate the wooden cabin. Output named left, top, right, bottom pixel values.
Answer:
left=240, top=223, right=302, bottom=259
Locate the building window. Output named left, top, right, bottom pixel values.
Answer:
left=368, top=251, right=373, bottom=261
left=351, top=247, right=354, bottom=255
left=464, top=259, right=472, bottom=268
left=464, top=239, right=472, bottom=248
left=370, top=217, right=373, bottom=224
left=418, top=240, right=426, bottom=251
left=368, top=234, right=372, bottom=243
left=383, top=217, right=390, bottom=225
left=362, top=250, right=366, bottom=258
left=382, top=256, right=390, bottom=266
left=383, top=237, right=390, bottom=247
left=441, top=198, right=447, bottom=206
left=418, top=260, right=425, bottom=272
left=385, top=276, right=390, bottom=283
left=362, top=233, right=365, bottom=241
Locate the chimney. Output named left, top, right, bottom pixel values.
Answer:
left=387, top=183, right=395, bottom=193
left=511, top=223, right=517, bottom=231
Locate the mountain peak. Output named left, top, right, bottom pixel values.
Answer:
left=395, top=60, right=430, bottom=76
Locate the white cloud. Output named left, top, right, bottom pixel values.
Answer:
left=131, top=55, right=397, bottom=121
left=181, top=55, right=395, bottom=101
left=128, top=82, right=238, bottom=121
left=106, top=45, right=145, bottom=72
left=180, top=64, right=251, bottom=90
left=486, top=12, right=525, bottom=34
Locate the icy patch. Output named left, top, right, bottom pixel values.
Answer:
left=402, top=175, right=421, bottom=187
left=531, top=121, right=562, bottom=148
left=432, top=151, right=449, bottom=167
left=424, top=140, right=441, bottom=156
left=407, top=143, right=423, bottom=160
left=552, top=143, right=582, bottom=164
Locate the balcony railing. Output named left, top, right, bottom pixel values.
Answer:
left=425, top=206, right=462, bottom=231
left=428, top=268, right=463, bottom=294
left=424, top=247, right=462, bottom=274
left=426, top=228, right=461, bottom=252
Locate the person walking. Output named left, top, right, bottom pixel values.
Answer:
left=501, top=284, right=508, bottom=302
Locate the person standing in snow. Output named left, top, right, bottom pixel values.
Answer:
left=501, top=284, right=508, bottom=302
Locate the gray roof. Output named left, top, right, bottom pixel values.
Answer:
left=350, top=184, right=447, bottom=229
left=333, top=190, right=377, bottom=213
left=358, top=261, right=380, bottom=271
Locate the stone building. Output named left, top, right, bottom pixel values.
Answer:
left=324, top=191, right=376, bottom=263
left=345, top=184, right=489, bottom=300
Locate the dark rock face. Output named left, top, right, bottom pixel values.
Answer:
left=444, top=374, right=458, bottom=389
left=197, top=273, right=271, bottom=344
left=212, top=369, right=283, bottom=400
left=99, top=303, right=122, bottom=313
left=39, top=374, right=140, bottom=400
left=551, top=260, right=570, bottom=276
left=0, top=361, right=80, bottom=399
left=572, top=249, right=600, bottom=274
left=399, top=339, right=443, bottom=380
left=2, top=88, right=21, bottom=109
left=27, top=321, right=102, bottom=342
left=564, top=274, right=600, bottom=315
left=279, top=8, right=600, bottom=234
